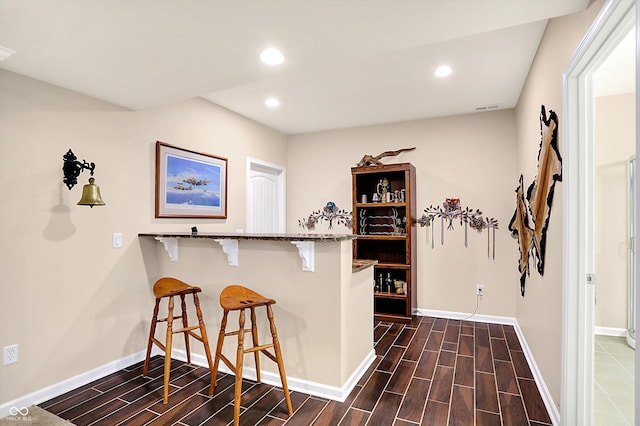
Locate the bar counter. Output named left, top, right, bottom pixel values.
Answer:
left=138, top=231, right=357, bottom=241
left=138, top=232, right=375, bottom=402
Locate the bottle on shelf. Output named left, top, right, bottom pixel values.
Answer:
left=385, top=272, right=393, bottom=294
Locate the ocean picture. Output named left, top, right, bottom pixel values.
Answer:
left=165, top=155, right=221, bottom=207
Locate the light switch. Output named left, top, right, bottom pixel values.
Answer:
left=113, top=233, right=123, bottom=248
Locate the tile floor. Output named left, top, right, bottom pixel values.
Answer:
left=37, top=316, right=553, bottom=425
left=594, top=335, right=635, bottom=425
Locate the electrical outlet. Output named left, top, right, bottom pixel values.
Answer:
left=476, top=284, right=484, bottom=296
left=3, top=344, right=18, bottom=365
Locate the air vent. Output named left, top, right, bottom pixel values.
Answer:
left=474, top=104, right=501, bottom=112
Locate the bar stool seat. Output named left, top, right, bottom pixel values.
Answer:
left=212, top=285, right=293, bottom=425
left=143, top=277, right=215, bottom=404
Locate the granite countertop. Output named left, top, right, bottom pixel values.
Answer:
left=138, top=232, right=357, bottom=242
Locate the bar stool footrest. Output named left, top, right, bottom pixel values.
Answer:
left=261, top=350, right=277, bottom=363
left=244, top=343, right=274, bottom=353
left=173, top=325, right=200, bottom=333
left=151, top=338, right=166, bottom=353
left=225, top=328, right=252, bottom=337
left=218, top=353, right=236, bottom=374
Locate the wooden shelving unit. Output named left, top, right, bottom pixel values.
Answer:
left=351, top=163, right=417, bottom=323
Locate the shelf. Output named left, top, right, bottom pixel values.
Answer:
left=373, top=263, right=410, bottom=269
left=374, top=313, right=412, bottom=324
left=356, top=234, right=406, bottom=240
left=356, top=202, right=406, bottom=208
left=353, top=259, right=411, bottom=270
left=374, top=292, right=407, bottom=300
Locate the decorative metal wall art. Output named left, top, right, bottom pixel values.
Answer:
left=508, top=105, right=561, bottom=296
left=417, top=198, right=499, bottom=259
left=299, top=202, right=352, bottom=230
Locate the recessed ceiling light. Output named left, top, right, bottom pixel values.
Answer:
left=265, top=97, right=280, bottom=108
left=260, top=48, right=284, bottom=66
left=435, top=65, right=452, bottom=78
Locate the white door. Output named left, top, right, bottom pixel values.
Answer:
left=247, top=158, right=286, bottom=233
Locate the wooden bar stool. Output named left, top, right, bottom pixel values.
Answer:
left=143, top=277, right=215, bottom=404
left=212, top=285, right=293, bottom=425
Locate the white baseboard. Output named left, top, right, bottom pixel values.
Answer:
left=594, top=326, right=627, bottom=337
left=416, top=308, right=561, bottom=426
left=0, top=347, right=375, bottom=419
left=0, top=350, right=149, bottom=419
left=511, top=320, right=560, bottom=426
left=175, top=348, right=377, bottom=402
left=416, top=308, right=517, bottom=326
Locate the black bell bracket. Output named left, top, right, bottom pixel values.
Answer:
left=63, top=149, right=95, bottom=190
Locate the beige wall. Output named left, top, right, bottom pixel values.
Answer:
left=288, top=111, right=520, bottom=319
left=0, top=0, right=609, bottom=410
left=513, top=0, right=605, bottom=409
left=595, top=93, right=636, bottom=329
left=0, top=69, right=288, bottom=404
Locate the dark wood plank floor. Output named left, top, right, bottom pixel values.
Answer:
left=39, top=316, right=553, bottom=425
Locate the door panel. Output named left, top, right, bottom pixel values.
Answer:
left=247, top=159, right=285, bottom=233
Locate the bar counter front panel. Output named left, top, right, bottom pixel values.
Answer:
left=138, top=232, right=375, bottom=402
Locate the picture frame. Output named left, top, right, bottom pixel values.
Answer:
left=155, top=141, right=228, bottom=218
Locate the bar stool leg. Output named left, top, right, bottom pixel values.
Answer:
left=211, top=310, right=229, bottom=392
left=267, top=305, right=293, bottom=415
left=143, top=299, right=160, bottom=376
left=250, top=307, right=261, bottom=383
left=163, top=296, right=175, bottom=404
left=234, top=309, right=246, bottom=426
left=190, top=293, right=215, bottom=395
left=180, top=294, right=191, bottom=364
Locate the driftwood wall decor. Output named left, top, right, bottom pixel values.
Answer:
left=508, top=105, right=562, bottom=296
left=356, top=147, right=416, bottom=167
left=509, top=175, right=535, bottom=293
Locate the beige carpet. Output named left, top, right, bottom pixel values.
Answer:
left=0, top=405, right=73, bottom=425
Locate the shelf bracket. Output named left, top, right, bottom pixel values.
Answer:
left=291, top=241, right=315, bottom=272
left=155, top=237, right=179, bottom=261
left=214, top=239, right=239, bottom=266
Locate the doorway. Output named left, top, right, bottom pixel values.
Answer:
left=562, top=0, right=636, bottom=424
left=593, top=24, right=636, bottom=424
left=246, top=158, right=286, bottom=233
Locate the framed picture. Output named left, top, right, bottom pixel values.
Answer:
left=155, top=141, right=228, bottom=218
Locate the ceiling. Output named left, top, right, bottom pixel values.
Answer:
left=0, top=0, right=591, bottom=135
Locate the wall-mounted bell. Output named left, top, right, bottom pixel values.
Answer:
left=63, top=149, right=106, bottom=208
left=77, top=177, right=105, bottom=208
